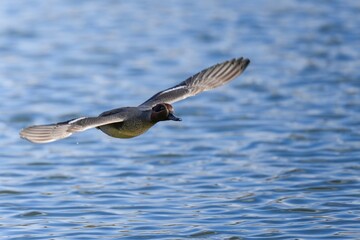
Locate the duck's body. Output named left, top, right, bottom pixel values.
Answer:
left=97, top=107, right=155, bottom=138
left=20, top=58, right=250, bottom=144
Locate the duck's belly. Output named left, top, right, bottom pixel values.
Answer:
left=98, top=121, right=154, bottom=139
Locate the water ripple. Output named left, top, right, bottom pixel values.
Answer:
left=1, top=0, right=360, bottom=239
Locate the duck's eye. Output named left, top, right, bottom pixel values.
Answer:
left=153, top=104, right=165, bottom=112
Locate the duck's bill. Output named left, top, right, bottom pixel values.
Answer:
left=168, top=112, right=182, bottom=121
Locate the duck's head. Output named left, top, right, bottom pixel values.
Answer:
left=151, top=103, right=182, bottom=123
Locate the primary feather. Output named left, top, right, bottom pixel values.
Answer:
left=139, top=58, right=250, bottom=109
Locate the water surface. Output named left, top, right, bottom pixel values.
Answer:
left=0, top=0, right=359, bottom=239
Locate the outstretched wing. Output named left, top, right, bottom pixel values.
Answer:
left=139, top=58, right=250, bottom=109
left=20, top=115, right=126, bottom=144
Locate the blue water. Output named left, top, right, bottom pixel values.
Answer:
left=1, top=0, right=360, bottom=239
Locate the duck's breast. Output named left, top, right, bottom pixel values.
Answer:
left=99, top=118, right=155, bottom=139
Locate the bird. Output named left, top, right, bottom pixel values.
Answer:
left=20, top=58, right=250, bottom=144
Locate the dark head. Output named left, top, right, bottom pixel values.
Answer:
left=151, top=103, right=182, bottom=123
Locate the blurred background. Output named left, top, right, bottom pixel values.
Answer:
left=0, top=0, right=359, bottom=239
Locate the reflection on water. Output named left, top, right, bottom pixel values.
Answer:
left=1, top=0, right=360, bottom=239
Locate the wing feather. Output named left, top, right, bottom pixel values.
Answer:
left=20, top=115, right=126, bottom=144
left=139, top=58, right=250, bottom=109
